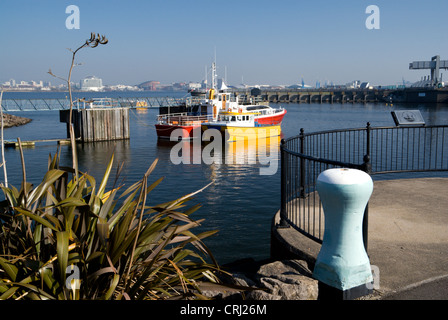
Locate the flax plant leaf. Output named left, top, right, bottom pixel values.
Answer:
left=56, top=231, right=69, bottom=286
left=97, top=153, right=114, bottom=198
left=0, top=257, right=18, bottom=281
left=14, top=207, right=59, bottom=232
left=27, top=169, right=66, bottom=205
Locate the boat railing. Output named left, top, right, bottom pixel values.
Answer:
left=157, top=113, right=213, bottom=125
left=157, top=112, right=189, bottom=118
left=237, top=95, right=266, bottom=105
left=245, top=106, right=284, bottom=116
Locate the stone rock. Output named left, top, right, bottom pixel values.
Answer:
left=253, top=260, right=318, bottom=300
left=259, top=275, right=318, bottom=300
left=1, top=114, right=32, bottom=128
left=214, top=259, right=318, bottom=300
left=257, top=259, right=313, bottom=278
left=247, top=289, right=282, bottom=300
left=232, top=273, right=257, bottom=288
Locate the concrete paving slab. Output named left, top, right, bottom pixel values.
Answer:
left=367, top=178, right=448, bottom=298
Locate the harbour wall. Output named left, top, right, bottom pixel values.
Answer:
left=232, top=87, right=448, bottom=104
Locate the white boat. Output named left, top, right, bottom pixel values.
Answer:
left=156, top=62, right=286, bottom=139
left=198, top=63, right=287, bottom=125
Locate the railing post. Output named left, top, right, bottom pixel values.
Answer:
left=279, top=139, right=289, bottom=227
left=299, top=128, right=306, bottom=198
left=365, top=122, right=371, bottom=160
left=361, top=122, right=372, bottom=253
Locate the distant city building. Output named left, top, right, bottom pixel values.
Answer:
left=346, top=80, right=362, bottom=89
left=410, top=76, right=444, bottom=88
left=80, top=76, right=103, bottom=91
left=360, top=82, right=372, bottom=89
left=106, top=84, right=141, bottom=91
left=188, top=82, right=201, bottom=90
left=138, top=81, right=160, bottom=91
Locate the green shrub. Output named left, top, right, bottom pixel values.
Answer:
left=0, top=153, right=228, bottom=300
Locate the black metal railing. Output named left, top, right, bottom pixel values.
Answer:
left=280, top=123, right=448, bottom=248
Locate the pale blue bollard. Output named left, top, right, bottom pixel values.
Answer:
left=313, top=168, right=373, bottom=298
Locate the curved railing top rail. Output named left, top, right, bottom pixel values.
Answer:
left=284, top=123, right=448, bottom=143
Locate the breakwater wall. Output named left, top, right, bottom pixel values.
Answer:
left=232, top=87, right=448, bottom=104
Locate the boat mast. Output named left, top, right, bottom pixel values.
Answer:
left=211, top=61, right=217, bottom=91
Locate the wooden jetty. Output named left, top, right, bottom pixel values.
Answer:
left=4, top=138, right=71, bottom=148
left=60, top=108, right=130, bottom=142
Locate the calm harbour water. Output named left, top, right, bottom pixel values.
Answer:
left=2, top=91, right=448, bottom=264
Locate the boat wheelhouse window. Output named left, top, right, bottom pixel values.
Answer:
left=231, top=116, right=236, bottom=121
left=246, top=106, right=269, bottom=111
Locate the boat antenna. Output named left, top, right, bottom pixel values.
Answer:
left=225, top=66, right=227, bottom=84
left=205, top=65, right=207, bottom=90
left=213, top=47, right=218, bottom=90
left=211, top=62, right=217, bottom=90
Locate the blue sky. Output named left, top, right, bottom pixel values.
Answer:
left=1, top=0, right=447, bottom=87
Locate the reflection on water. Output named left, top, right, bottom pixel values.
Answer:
left=154, top=136, right=282, bottom=263
left=159, top=134, right=281, bottom=177
left=72, top=140, right=132, bottom=187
